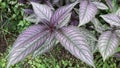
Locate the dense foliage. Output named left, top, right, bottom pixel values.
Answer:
left=3, top=0, right=120, bottom=68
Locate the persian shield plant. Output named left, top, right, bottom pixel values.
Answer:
left=7, top=0, right=120, bottom=68
left=7, top=1, right=95, bottom=68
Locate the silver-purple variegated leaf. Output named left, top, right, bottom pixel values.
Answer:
left=33, top=33, right=55, bottom=58
left=57, top=13, right=72, bottom=28
left=92, top=2, right=108, bottom=10
left=7, top=25, right=49, bottom=68
left=24, top=9, right=34, bottom=14
left=91, top=18, right=106, bottom=33
left=98, top=31, right=119, bottom=61
left=79, top=0, right=97, bottom=26
left=116, top=8, right=120, bottom=16
left=55, top=26, right=95, bottom=67
left=105, top=0, right=113, bottom=10
left=31, top=2, right=53, bottom=22
left=50, top=1, right=78, bottom=25
left=101, top=14, right=120, bottom=27
left=24, top=14, right=40, bottom=24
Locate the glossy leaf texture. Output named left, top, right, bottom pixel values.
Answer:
left=79, top=0, right=97, bottom=26
left=55, top=26, right=95, bottom=67
left=7, top=25, right=49, bottom=68
left=50, top=1, right=78, bottom=26
left=31, top=2, right=53, bottom=22
left=97, top=31, right=119, bottom=61
left=91, top=18, right=106, bottom=33
left=92, top=2, right=108, bottom=10
left=33, top=33, right=55, bottom=58
left=101, top=14, right=120, bottom=27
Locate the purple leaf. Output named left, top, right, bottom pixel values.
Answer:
left=31, top=2, right=53, bottom=22
left=31, top=0, right=41, bottom=2
left=79, top=0, right=97, bottom=26
left=70, top=12, right=79, bottom=26
left=101, top=14, right=120, bottom=27
left=97, top=31, right=119, bottom=61
left=33, top=32, right=55, bottom=58
left=56, top=13, right=72, bottom=28
left=55, top=26, right=95, bottom=67
left=50, top=1, right=78, bottom=26
left=24, top=9, right=34, bottom=14
left=7, top=25, right=49, bottom=68
left=70, top=19, right=79, bottom=26
left=19, top=0, right=27, bottom=4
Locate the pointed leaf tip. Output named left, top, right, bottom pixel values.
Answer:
left=7, top=25, right=49, bottom=67
left=55, top=26, right=95, bottom=67
left=31, top=2, right=53, bottom=22
left=51, top=2, right=78, bottom=26
left=79, top=0, right=97, bottom=26
left=98, top=31, right=119, bottom=61
left=101, top=14, right=120, bottom=27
